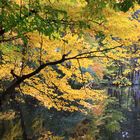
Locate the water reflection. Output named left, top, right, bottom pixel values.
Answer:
left=108, top=86, right=140, bottom=140
left=132, top=86, right=140, bottom=108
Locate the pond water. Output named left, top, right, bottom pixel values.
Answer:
left=1, top=86, right=140, bottom=140
left=108, top=86, right=140, bottom=140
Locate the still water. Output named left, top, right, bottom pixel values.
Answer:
left=108, top=86, right=140, bottom=140
left=1, top=86, right=140, bottom=140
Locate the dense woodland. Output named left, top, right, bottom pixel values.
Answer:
left=1, top=0, right=140, bottom=140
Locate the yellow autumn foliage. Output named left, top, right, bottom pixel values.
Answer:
left=1, top=0, right=140, bottom=114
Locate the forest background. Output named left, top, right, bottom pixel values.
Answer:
left=1, top=0, right=140, bottom=140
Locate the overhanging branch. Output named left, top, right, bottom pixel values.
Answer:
left=0, top=44, right=123, bottom=105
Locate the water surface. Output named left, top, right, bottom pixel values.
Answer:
left=108, top=86, right=140, bottom=140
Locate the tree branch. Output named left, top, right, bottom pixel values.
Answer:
left=0, top=45, right=123, bottom=106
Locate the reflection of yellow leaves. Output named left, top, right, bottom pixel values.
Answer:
left=135, top=67, right=140, bottom=71
left=0, top=111, right=16, bottom=120
left=123, top=69, right=131, bottom=75
left=92, top=104, right=104, bottom=116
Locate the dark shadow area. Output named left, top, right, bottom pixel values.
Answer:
left=0, top=93, right=90, bottom=140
